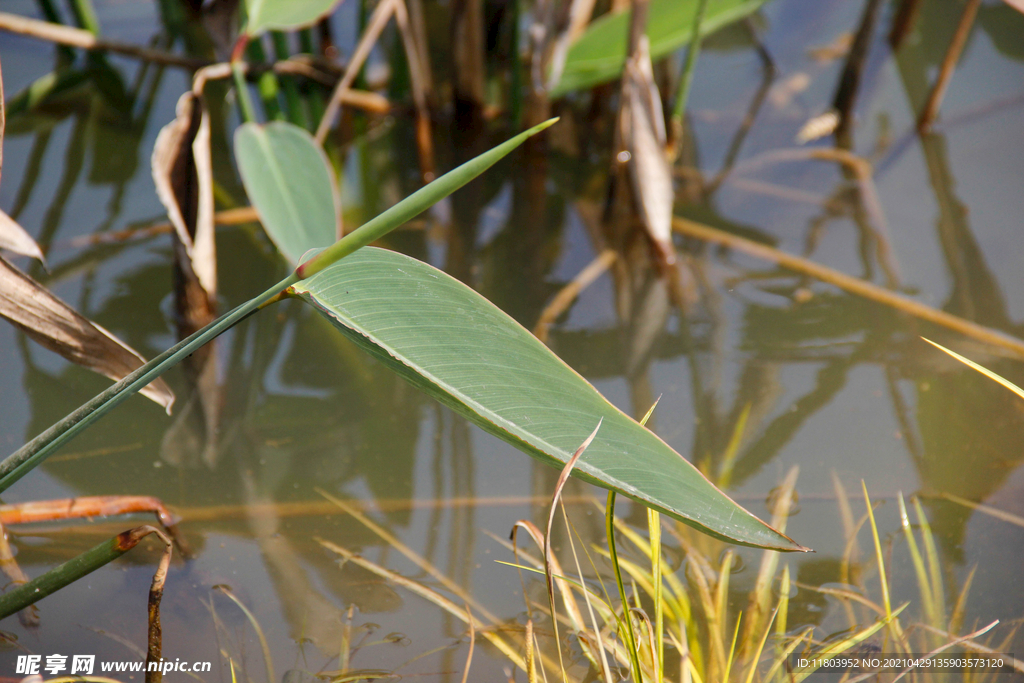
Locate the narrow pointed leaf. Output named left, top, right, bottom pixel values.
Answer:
left=551, top=0, right=765, bottom=96
left=245, top=0, right=343, bottom=36
left=0, top=121, right=552, bottom=495
left=235, top=121, right=340, bottom=265
left=290, top=247, right=806, bottom=551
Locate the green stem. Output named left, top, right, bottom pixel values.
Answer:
left=0, top=526, right=154, bottom=618
left=0, top=119, right=556, bottom=493
left=297, top=29, right=326, bottom=124
left=671, top=0, right=709, bottom=134
left=607, top=491, right=643, bottom=683
left=232, top=60, right=258, bottom=124
left=67, top=0, right=101, bottom=35
left=0, top=273, right=299, bottom=494
left=247, top=37, right=283, bottom=121
left=271, top=32, right=307, bottom=128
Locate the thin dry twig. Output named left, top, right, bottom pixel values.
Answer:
left=192, top=62, right=389, bottom=112
left=730, top=146, right=899, bottom=285
left=918, top=0, right=982, bottom=133
left=391, top=0, right=435, bottom=180
left=0, top=495, right=190, bottom=556
left=62, top=207, right=260, bottom=250
left=0, top=11, right=210, bottom=70
left=315, top=0, right=400, bottom=143
left=933, top=491, right=1024, bottom=529
left=672, top=217, right=1024, bottom=358
left=915, top=623, right=1024, bottom=673
left=542, top=422, right=601, bottom=675
left=315, top=488, right=505, bottom=626
left=144, top=527, right=173, bottom=683
left=460, top=605, right=476, bottom=683
left=535, top=249, right=617, bottom=342
left=317, top=539, right=529, bottom=671
left=850, top=620, right=1000, bottom=683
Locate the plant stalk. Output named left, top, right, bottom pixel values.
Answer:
left=606, top=491, right=644, bottom=683
left=670, top=0, right=708, bottom=143
left=0, top=119, right=556, bottom=493
left=231, top=59, right=259, bottom=124
left=0, top=272, right=299, bottom=493
left=0, top=525, right=165, bottom=618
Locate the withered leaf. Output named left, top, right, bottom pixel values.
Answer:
left=0, top=255, right=174, bottom=411
left=0, top=209, right=44, bottom=262
left=152, top=91, right=217, bottom=299
left=620, top=36, right=675, bottom=265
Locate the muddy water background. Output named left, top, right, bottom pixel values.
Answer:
left=1, top=0, right=1024, bottom=679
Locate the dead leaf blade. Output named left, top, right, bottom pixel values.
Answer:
left=0, top=209, right=44, bottom=262
left=151, top=92, right=217, bottom=298
left=620, top=37, right=675, bottom=265
left=0, top=256, right=174, bottom=411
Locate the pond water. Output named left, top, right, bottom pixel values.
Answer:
left=1, top=0, right=1024, bottom=680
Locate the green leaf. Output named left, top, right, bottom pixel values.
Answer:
left=290, top=247, right=806, bottom=551
left=0, top=121, right=553, bottom=496
left=245, top=0, right=341, bottom=36
left=551, top=0, right=766, bottom=96
left=235, top=121, right=340, bottom=265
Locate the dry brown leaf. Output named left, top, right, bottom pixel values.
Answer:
left=0, top=209, right=44, bottom=262
left=0, top=255, right=174, bottom=411
left=620, top=36, right=675, bottom=265
left=152, top=91, right=217, bottom=299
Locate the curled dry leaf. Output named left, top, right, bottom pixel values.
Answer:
left=152, top=91, right=217, bottom=301
left=0, top=255, right=174, bottom=412
left=619, top=36, right=675, bottom=265
left=0, top=209, right=44, bottom=262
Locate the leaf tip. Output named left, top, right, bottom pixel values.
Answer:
left=533, top=117, right=560, bottom=134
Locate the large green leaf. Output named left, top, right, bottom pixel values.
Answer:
left=245, top=0, right=341, bottom=36
left=551, top=0, right=766, bottom=96
left=290, top=247, right=806, bottom=551
left=235, top=121, right=339, bottom=265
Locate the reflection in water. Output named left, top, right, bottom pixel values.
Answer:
left=2, top=0, right=1024, bottom=677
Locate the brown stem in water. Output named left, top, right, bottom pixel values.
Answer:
left=831, top=0, right=884, bottom=147
left=315, top=0, right=399, bottom=144
left=672, top=217, right=1024, bottom=358
left=0, top=11, right=210, bottom=70
left=534, top=249, right=617, bottom=342
left=145, top=529, right=173, bottom=683
left=888, top=0, right=923, bottom=51
left=917, top=0, right=982, bottom=134
left=0, top=495, right=191, bottom=557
